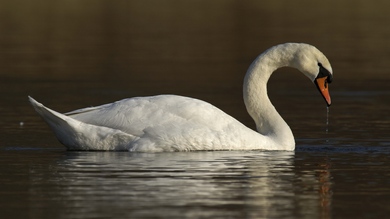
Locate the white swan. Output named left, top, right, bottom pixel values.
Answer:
left=29, top=43, right=333, bottom=152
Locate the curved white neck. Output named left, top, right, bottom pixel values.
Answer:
left=243, top=45, right=295, bottom=149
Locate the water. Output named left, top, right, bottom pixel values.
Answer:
left=1, top=1, right=390, bottom=218
left=2, top=148, right=390, bottom=218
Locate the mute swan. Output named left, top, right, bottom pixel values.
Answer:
left=29, top=43, right=333, bottom=152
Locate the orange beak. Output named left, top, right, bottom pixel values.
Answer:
left=315, top=76, right=331, bottom=106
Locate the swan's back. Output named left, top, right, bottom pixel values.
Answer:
left=68, top=95, right=238, bottom=135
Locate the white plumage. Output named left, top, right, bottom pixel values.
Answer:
left=29, top=43, right=333, bottom=152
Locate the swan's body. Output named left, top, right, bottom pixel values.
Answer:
left=29, top=43, right=333, bottom=152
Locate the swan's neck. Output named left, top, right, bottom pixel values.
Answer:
left=243, top=45, right=295, bottom=149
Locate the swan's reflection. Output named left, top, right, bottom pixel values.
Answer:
left=30, top=151, right=332, bottom=218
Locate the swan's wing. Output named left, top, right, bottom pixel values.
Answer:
left=66, top=95, right=260, bottom=151
left=68, top=95, right=236, bottom=134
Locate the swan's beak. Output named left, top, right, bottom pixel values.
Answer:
left=315, top=76, right=331, bottom=106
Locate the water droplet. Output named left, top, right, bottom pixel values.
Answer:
left=325, top=107, right=329, bottom=143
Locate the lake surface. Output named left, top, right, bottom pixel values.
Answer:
left=1, top=1, right=390, bottom=218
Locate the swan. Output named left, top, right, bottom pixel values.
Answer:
left=29, top=43, right=333, bottom=152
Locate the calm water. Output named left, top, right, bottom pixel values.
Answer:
left=1, top=1, right=390, bottom=218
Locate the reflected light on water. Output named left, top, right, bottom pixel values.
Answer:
left=22, top=151, right=334, bottom=218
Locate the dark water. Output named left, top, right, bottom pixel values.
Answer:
left=1, top=1, right=390, bottom=218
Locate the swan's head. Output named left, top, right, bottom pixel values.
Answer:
left=289, top=43, right=333, bottom=106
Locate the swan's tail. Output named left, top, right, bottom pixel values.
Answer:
left=28, top=96, right=135, bottom=151
left=28, top=96, right=85, bottom=148
left=29, top=96, right=70, bottom=129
